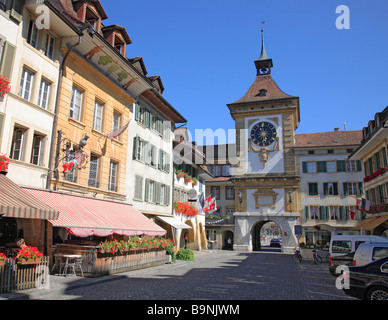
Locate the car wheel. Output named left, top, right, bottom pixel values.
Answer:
left=366, top=286, right=388, bottom=300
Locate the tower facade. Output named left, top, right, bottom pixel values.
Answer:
left=227, top=27, right=301, bottom=252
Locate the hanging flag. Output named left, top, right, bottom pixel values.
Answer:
left=356, top=198, right=370, bottom=213
left=106, top=121, right=130, bottom=140
left=203, top=195, right=217, bottom=214
left=349, top=210, right=356, bottom=220
left=198, top=192, right=204, bottom=209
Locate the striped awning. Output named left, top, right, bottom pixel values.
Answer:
left=0, top=175, right=59, bottom=220
left=353, top=216, right=388, bottom=231
left=24, top=188, right=166, bottom=238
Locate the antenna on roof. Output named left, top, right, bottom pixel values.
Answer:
left=344, top=123, right=347, bottom=131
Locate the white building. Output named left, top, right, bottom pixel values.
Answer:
left=0, top=0, right=81, bottom=188
left=295, top=129, right=365, bottom=244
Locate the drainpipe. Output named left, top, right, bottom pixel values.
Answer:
left=46, top=33, right=83, bottom=190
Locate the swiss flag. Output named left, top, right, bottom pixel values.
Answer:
left=203, top=195, right=217, bottom=214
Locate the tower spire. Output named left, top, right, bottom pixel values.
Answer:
left=254, top=21, right=273, bottom=75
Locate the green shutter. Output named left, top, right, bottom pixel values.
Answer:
left=343, top=182, right=348, bottom=196
left=135, top=103, right=140, bottom=121
left=323, top=183, right=328, bottom=196
left=319, top=206, right=325, bottom=220
left=317, top=161, right=327, bottom=173
left=337, top=160, right=346, bottom=172
left=144, top=178, right=149, bottom=202
left=158, top=149, right=162, bottom=170
left=333, top=183, right=338, bottom=195
left=166, top=153, right=170, bottom=173
left=0, top=41, right=16, bottom=79
left=165, top=185, right=170, bottom=206
left=356, top=160, right=363, bottom=172
left=10, top=0, right=25, bottom=23
left=133, top=136, right=138, bottom=160
left=302, top=162, right=307, bottom=173
left=155, top=182, right=161, bottom=204
left=358, top=182, right=364, bottom=196
left=145, top=109, right=150, bottom=128
left=305, top=206, right=310, bottom=220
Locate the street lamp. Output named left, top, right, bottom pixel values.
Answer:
left=237, top=191, right=243, bottom=203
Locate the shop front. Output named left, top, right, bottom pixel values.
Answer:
left=24, top=187, right=169, bottom=276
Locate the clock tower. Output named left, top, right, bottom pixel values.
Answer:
left=227, top=25, right=301, bottom=253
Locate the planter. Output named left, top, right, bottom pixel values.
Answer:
left=16, top=258, right=41, bottom=265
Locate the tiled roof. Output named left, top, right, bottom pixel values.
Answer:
left=228, top=74, right=296, bottom=105
left=205, top=177, right=231, bottom=183
left=295, top=130, right=363, bottom=148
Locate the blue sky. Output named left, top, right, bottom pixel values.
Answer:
left=100, top=0, right=388, bottom=144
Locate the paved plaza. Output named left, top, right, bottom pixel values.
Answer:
left=0, top=250, right=353, bottom=301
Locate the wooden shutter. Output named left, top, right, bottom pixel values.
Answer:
left=145, top=109, right=150, bottom=128
left=144, top=178, right=150, bottom=202
left=135, top=103, right=140, bottom=121
left=323, top=183, right=328, bottom=196
left=10, top=0, right=25, bottom=23
left=337, top=160, right=346, bottom=172
left=343, top=182, right=348, bottom=196
left=155, top=182, right=161, bottom=204
left=317, top=161, right=327, bottom=173
left=302, top=162, right=307, bottom=173
left=305, top=206, right=309, bottom=220
left=0, top=41, right=16, bottom=79
left=333, top=183, right=338, bottom=195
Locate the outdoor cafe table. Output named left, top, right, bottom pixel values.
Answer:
left=54, top=253, right=82, bottom=277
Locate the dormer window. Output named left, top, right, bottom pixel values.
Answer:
left=114, top=38, right=124, bottom=54
left=85, top=8, right=99, bottom=31
left=258, top=89, right=267, bottom=97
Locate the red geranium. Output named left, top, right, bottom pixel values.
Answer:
left=0, top=75, right=11, bottom=97
left=0, top=253, right=6, bottom=261
left=14, top=246, right=43, bottom=261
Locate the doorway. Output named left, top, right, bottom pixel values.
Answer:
left=222, top=230, right=233, bottom=250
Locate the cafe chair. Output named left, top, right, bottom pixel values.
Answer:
left=51, top=254, right=65, bottom=275
left=63, top=256, right=84, bottom=277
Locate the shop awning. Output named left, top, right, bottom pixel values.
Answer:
left=0, top=175, right=59, bottom=220
left=353, top=216, right=388, bottom=231
left=24, top=188, right=166, bottom=238
left=157, top=216, right=192, bottom=229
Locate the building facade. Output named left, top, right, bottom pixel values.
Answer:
left=295, top=130, right=364, bottom=244
left=350, top=106, right=388, bottom=237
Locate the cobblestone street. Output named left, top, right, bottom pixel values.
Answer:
left=1, top=250, right=354, bottom=301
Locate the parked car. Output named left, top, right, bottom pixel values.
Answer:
left=342, top=256, right=388, bottom=300
left=353, top=242, right=388, bottom=267
left=328, top=235, right=388, bottom=276
left=270, top=238, right=281, bottom=247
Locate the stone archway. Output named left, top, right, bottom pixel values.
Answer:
left=252, top=220, right=282, bottom=251
left=181, top=219, right=195, bottom=249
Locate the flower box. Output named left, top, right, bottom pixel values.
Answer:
left=17, top=258, right=41, bottom=265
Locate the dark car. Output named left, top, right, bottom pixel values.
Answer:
left=342, top=256, right=388, bottom=300
left=329, top=251, right=355, bottom=276
left=270, top=238, right=281, bottom=247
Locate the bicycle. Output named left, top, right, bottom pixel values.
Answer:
left=292, top=248, right=303, bottom=263
left=312, top=249, right=322, bottom=264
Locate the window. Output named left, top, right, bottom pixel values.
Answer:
left=92, top=101, right=103, bottom=131
left=88, top=154, right=99, bottom=188
left=145, top=179, right=155, bottom=202
left=309, top=206, right=319, bottom=219
left=19, top=68, right=34, bottom=101
left=302, top=161, right=317, bottom=173
left=372, top=247, right=388, bottom=261
left=308, top=183, right=318, bottom=196
left=258, top=89, right=267, bottom=97
left=226, top=186, right=234, bottom=199
left=326, top=161, right=336, bottom=173
left=159, top=149, right=170, bottom=172
left=134, top=175, right=143, bottom=200
left=330, top=206, right=339, bottom=220
left=332, top=240, right=352, bottom=253
left=144, top=142, right=157, bottom=167
left=211, top=186, right=220, bottom=200
left=345, top=182, right=358, bottom=196
left=27, top=20, right=39, bottom=48
left=10, top=127, right=26, bottom=161
left=212, top=166, right=221, bottom=177
left=30, top=134, right=45, bottom=166
left=37, top=79, right=50, bottom=109
left=112, top=111, right=121, bottom=137
left=324, top=182, right=338, bottom=196
left=133, top=136, right=144, bottom=162
left=108, top=161, right=118, bottom=192
left=44, top=34, right=55, bottom=60
left=222, top=165, right=230, bottom=176
left=70, top=87, right=83, bottom=121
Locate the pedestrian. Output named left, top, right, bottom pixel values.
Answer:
left=184, top=232, right=188, bottom=249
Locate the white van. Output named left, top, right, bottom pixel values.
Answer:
left=353, top=242, right=388, bottom=266
left=329, top=235, right=388, bottom=258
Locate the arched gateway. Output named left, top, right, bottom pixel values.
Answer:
left=227, top=26, right=301, bottom=253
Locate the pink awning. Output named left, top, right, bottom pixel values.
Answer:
left=23, top=188, right=166, bottom=238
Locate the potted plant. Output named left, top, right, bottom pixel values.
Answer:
left=184, top=173, right=192, bottom=184
left=0, top=75, right=11, bottom=100
left=176, top=169, right=185, bottom=180
left=191, top=177, right=198, bottom=186
left=14, top=246, right=43, bottom=265
left=0, top=154, right=9, bottom=174
left=0, top=253, right=6, bottom=267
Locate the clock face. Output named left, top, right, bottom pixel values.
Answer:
left=250, top=121, right=277, bottom=147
